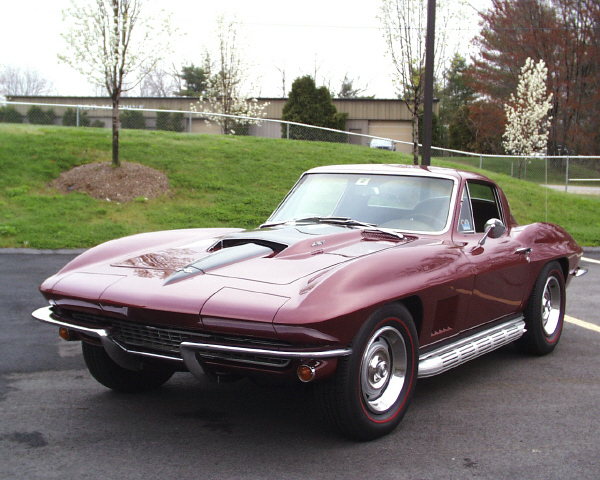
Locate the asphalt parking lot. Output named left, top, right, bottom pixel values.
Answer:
left=1, top=250, right=599, bottom=479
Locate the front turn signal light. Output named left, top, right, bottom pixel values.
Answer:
left=297, top=364, right=316, bottom=383
left=59, top=327, right=77, bottom=341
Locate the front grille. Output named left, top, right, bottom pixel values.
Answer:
left=65, top=309, right=292, bottom=367
left=69, top=311, right=203, bottom=354
left=111, top=320, right=201, bottom=354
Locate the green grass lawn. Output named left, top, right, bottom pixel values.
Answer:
left=1, top=123, right=598, bottom=248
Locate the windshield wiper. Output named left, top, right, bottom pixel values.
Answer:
left=260, top=216, right=376, bottom=229
left=259, top=216, right=404, bottom=240
left=312, top=217, right=377, bottom=228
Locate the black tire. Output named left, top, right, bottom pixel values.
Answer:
left=315, top=304, right=418, bottom=441
left=82, top=342, right=175, bottom=392
left=515, top=261, right=565, bottom=355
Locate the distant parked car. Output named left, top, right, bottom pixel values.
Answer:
left=33, top=164, right=585, bottom=440
left=369, top=139, right=396, bottom=151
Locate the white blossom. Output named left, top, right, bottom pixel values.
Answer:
left=194, top=15, right=268, bottom=135
left=59, top=0, right=175, bottom=97
left=503, top=58, right=553, bottom=157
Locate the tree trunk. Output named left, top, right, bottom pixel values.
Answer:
left=111, top=95, right=120, bottom=167
left=412, top=112, right=419, bottom=165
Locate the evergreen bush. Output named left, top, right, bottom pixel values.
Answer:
left=120, top=110, right=146, bottom=129
left=281, top=75, right=348, bottom=143
left=0, top=106, right=23, bottom=123
left=62, top=108, right=91, bottom=127
left=27, top=106, right=56, bottom=125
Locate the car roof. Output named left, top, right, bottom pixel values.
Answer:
left=304, top=164, right=493, bottom=183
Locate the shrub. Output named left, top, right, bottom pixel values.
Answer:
left=0, top=106, right=23, bottom=123
left=156, top=110, right=171, bottom=131
left=91, top=119, right=105, bottom=128
left=80, top=112, right=91, bottom=127
left=120, top=110, right=146, bottom=129
left=156, top=110, right=186, bottom=132
left=62, top=108, right=91, bottom=127
left=27, top=106, right=56, bottom=125
left=171, top=112, right=185, bottom=132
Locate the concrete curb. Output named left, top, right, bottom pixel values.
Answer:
left=0, top=248, right=88, bottom=255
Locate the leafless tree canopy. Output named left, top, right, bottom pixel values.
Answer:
left=139, top=63, right=180, bottom=97
left=0, top=65, right=54, bottom=97
left=379, top=0, right=461, bottom=164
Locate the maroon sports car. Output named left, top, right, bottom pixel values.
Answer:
left=33, top=164, right=584, bottom=440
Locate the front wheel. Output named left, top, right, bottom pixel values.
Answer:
left=515, top=261, right=566, bottom=355
left=315, top=304, right=418, bottom=441
left=82, top=342, right=175, bottom=392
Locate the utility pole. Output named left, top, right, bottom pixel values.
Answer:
left=421, top=0, right=436, bottom=166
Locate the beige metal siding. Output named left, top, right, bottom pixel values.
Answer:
left=8, top=96, right=437, bottom=147
left=368, top=121, right=413, bottom=154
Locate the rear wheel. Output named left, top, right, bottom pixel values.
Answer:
left=515, top=261, right=565, bottom=355
left=315, top=304, right=418, bottom=441
left=82, top=342, right=175, bottom=392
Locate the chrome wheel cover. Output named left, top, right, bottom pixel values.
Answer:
left=541, top=276, right=562, bottom=336
left=360, top=326, right=407, bottom=414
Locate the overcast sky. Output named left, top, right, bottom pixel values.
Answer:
left=1, top=0, right=489, bottom=99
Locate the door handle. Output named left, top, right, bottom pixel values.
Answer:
left=515, top=247, right=532, bottom=261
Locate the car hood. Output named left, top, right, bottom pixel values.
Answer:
left=42, top=225, right=421, bottom=327
left=108, top=224, right=408, bottom=285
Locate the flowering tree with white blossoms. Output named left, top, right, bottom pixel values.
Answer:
left=193, top=16, right=267, bottom=135
left=503, top=58, right=553, bottom=177
left=59, top=0, right=175, bottom=167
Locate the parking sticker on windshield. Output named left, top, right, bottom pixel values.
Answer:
left=356, top=178, right=370, bottom=186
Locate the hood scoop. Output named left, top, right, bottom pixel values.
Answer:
left=163, top=242, right=275, bottom=286
left=209, top=236, right=288, bottom=253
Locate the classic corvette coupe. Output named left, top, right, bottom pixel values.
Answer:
left=33, top=164, right=584, bottom=440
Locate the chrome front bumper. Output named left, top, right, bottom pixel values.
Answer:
left=31, top=306, right=352, bottom=380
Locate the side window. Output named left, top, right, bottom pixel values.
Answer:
left=458, top=187, right=475, bottom=233
left=467, top=181, right=502, bottom=233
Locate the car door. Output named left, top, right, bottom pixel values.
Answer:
left=454, top=181, right=531, bottom=330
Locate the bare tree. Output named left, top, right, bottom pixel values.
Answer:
left=139, top=62, right=179, bottom=97
left=379, top=0, right=462, bottom=164
left=0, top=65, right=54, bottom=97
left=274, top=63, right=287, bottom=98
left=59, top=0, right=175, bottom=166
left=338, top=73, right=369, bottom=99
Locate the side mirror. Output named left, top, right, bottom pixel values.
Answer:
left=477, top=218, right=505, bottom=247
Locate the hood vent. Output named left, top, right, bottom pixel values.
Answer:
left=209, top=237, right=288, bottom=254
left=361, top=229, right=405, bottom=242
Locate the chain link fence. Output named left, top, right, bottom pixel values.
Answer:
left=3, top=101, right=600, bottom=197
left=428, top=145, right=600, bottom=194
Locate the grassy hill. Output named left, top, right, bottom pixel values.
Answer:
left=1, top=123, right=598, bottom=248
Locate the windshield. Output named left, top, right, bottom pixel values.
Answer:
left=269, top=173, right=455, bottom=233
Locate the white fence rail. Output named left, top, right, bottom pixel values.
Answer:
left=3, top=100, right=600, bottom=194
